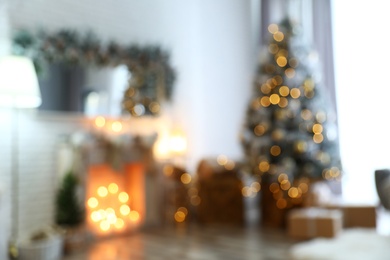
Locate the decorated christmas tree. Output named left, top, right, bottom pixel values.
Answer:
left=241, top=18, right=342, bottom=216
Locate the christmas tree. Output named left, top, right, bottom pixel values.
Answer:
left=55, top=171, right=84, bottom=227
left=241, top=18, right=341, bottom=210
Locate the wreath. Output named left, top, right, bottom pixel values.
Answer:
left=11, top=29, right=176, bottom=116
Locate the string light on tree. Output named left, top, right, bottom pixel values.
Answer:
left=241, top=17, right=342, bottom=210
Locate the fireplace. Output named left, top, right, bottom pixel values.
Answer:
left=60, top=125, right=161, bottom=238
left=86, top=163, right=144, bottom=236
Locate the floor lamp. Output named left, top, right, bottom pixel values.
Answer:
left=0, top=55, right=41, bottom=259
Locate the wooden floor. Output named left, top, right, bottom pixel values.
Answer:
left=62, top=224, right=295, bottom=260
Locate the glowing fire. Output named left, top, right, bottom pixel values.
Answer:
left=87, top=183, right=140, bottom=233
left=87, top=164, right=144, bottom=236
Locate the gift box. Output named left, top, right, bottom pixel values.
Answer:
left=287, top=208, right=343, bottom=239
left=324, top=203, right=377, bottom=228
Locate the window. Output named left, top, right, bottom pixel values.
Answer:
left=332, top=0, right=390, bottom=203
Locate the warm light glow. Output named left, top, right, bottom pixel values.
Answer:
left=312, top=124, right=323, bottom=134
left=100, top=220, right=110, bottom=231
left=95, top=116, right=106, bottom=128
left=254, top=125, right=266, bottom=136
left=180, top=173, right=192, bottom=184
left=288, top=187, right=300, bottom=198
left=163, top=165, right=174, bottom=177
left=260, top=96, right=271, bottom=107
left=251, top=182, right=261, bottom=192
left=268, top=24, right=279, bottom=34
left=280, top=180, right=291, bottom=190
left=295, top=141, right=308, bottom=153
left=120, top=205, right=130, bottom=216
left=107, top=212, right=117, bottom=224
left=301, top=109, right=313, bottom=120
left=108, top=183, right=119, bottom=194
left=269, top=94, right=280, bottom=104
left=276, top=198, right=287, bottom=209
left=270, top=145, right=281, bottom=156
left=91, top=211, right=101, bottom=222
left=217, top=154, right=228, bottom=165
left=111, top=121, right=123, bottom=132
left=88, top=197, right=99, bottom=209
left=149, top=102, right=160, bottom=114
left=313, top=133, right=324, bottom=143
left=278, top=173, right=288, bottom=183
left=224, top=160, right=235, bottom=170
left=259, top=161, right=270, bottom=172
left=106, top=208, right=115, bottom=215
left=174, top=211, right=186, bottom=222
left=285, top=68, right=295, bottom=78
left=279, top=86, right=290, bottom=96
left=276, top=56, right=288, bottom=67
left=177, top=207, right=188, bottom=216
left=278, top=97, right=288, bottom=108
left=273, top=31, right=284, bottom=42
left=242, top=186, right=253, bottom=197
left=261, top=84, right=272, bottom=94
left=118, top=192, right=129, bottom=203
left=169, top=128, right=187, bottom=155
left=316, top=111, right=327, bottom=123
left=290, top=88, right=301, bottom=99
left=97, top=186, right=108, bottom=197
left=129, top=211, right=140, bottom=222
left=114, top=218, right=125, bottom=229
left=298, top=182, right=309, bottom=193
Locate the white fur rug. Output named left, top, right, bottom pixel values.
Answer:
left=290, top=229, right=390, bottom=260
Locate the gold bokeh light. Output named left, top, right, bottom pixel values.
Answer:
left=180, top=173, right=192, bottom=184
left=88, top=197, right=99, bottom=209
left=111, top=121, right=123, bottom=132
left=279, top=86, right=290, bottom=96
left=95, top=116, right=106, bottom=128
left=270, top=145, right=281, bottom=156
left=312, top=124, right=323, bottom=134
left=118, top=192, right=129, bottom=203
left=290, top=88, right=301, bottom=99
left=270, top=94, right=281, bottom=105
left=273, top=31, right=284, bottom=42
left=97, top=186, right=108, bottom=197
left=285, top=68, right=295, bottom=78
left=254, top=124, right=266, bottom=136
left=313, top=133, right=324, bottom=143
left=108, top=183, right=119, bottom=194
left=276, top=56, right=288, bottom=67
left=268, top=24, right=279, bottom=34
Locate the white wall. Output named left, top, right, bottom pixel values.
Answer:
left=7, top=0, right=255, bottom=170
left=0, top=1, right=11, bottom=258
left=0, top=0, right=256, bottom=252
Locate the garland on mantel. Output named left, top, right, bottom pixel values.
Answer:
left=12, top=29, right=176, bottom=116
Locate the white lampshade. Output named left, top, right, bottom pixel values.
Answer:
left=0, top=55, right=41, bottom=108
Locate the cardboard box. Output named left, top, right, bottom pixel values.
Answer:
left=324, top=203, right=377, bottom=228
left=287, top=208, right=343, bottom=239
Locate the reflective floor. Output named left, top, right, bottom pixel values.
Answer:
left=62, top=225, right=294, bottom=260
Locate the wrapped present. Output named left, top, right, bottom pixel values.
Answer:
left=287, top=207, right=343, bottom=239
left=196, top=158, right=244, bottom=225
left=324, top=203, right=377, bottom=228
